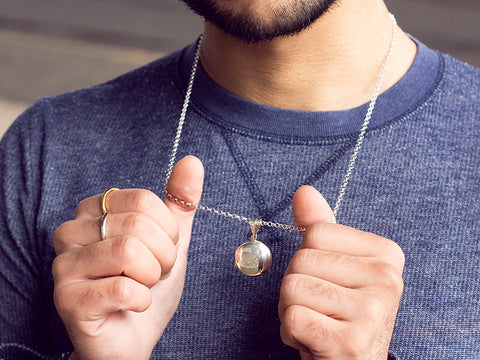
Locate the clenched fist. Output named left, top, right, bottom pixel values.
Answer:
left=279, top=186, right=405, bottom=359
left=52, top=156, right=204, bottom=360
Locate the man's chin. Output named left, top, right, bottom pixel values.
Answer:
left=182, top=0, right=339, bottom=43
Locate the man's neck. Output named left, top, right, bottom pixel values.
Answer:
left=199, top=0, right=416, bottom=111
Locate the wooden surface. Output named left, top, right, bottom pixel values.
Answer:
left=1, top=0, right=479, bottom=134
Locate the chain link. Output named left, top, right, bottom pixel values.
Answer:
left=332, top=13, right=397, bottom=218
left=165, top=192, right=306, bottom=231
left=163, top=36, right=203, bottom=191
left=164, top=14, right=397, bottom=233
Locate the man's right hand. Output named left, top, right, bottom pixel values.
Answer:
left=52, top=156, right=204, bottom=360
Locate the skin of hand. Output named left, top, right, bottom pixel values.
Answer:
left=279, top=186, right=405, bottom=359
left=52, top=156, right=204, bottom=360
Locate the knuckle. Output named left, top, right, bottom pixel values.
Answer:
left=359, top=295, right=385, bottom=324
left=110, top=277, right=130, bottom=304
left=74, top=198, right=89, bottom=218
left=390, top=241, right=406, bottom=269
left=150, top=261, right=162, bottom=285
left=51, top=253, right=69, bottom=281
left=280, top=305, right=302, bottom=339
left=113, top=235, right=141, bottom=265
left=161, top=244, right=177, bottom=273
left=280, top=274, right=300, bottom=300
left=379, top=237, right=405, bottom=270
left=373, top=262, right=404, bottom=297
left=388, top=273, right=404, bottom=298
left=122, top=212, right=149, bottom=236
left=289, top=250, right=309, bottom=272
left=52, top=220, right=75, bottom=253
left=129, top=189, right=156, bottom=213
left=281, top=305, right=332, bottom=356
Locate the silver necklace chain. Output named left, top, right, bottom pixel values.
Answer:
left=164, top=14, right=397, bottom=232
left=332, top=13, right=397, bottom=216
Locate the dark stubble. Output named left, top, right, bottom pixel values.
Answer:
left=181, top=0, right=339, bottom=43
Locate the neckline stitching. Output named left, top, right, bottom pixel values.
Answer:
left=173, top=43, right=446, bottom=145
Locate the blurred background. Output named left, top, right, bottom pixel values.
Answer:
left=1, top=0, right=479, bottom=136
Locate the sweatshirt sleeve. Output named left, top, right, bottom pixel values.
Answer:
left=0, top=102, right=67, bottom=357
left=0, top=343, right=59, bottom=360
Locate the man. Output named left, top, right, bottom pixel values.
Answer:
left=0, top=0, right=478, bottom=359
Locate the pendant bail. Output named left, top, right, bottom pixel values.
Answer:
left=249, top=219, right=262, bottom=241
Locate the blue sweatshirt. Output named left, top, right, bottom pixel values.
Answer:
left=1, top=40, right=479, bottom=359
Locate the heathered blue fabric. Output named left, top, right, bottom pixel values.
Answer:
left=0, top=39, right=479, bottom=359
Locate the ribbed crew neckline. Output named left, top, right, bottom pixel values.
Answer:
left=179, top=38, right=442, bottom=140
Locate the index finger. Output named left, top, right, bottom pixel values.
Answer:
left=74, top=189, right=178, bottom=239
left=301, top=223, right=405, bottom=273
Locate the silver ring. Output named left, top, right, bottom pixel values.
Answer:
left=100, top=212, right=108, bottom=241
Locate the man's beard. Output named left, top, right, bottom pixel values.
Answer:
left=181, top=0, right=339, bottom=43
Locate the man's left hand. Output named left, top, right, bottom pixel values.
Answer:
left=279, top=186, right=405, bottom=359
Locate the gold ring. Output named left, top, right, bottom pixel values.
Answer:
left=101, top=187, right=119, bottom=214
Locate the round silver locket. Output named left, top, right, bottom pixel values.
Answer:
left=235, top=219, right=272, bottom=276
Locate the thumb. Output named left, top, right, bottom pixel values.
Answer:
left=292, top=185, right=336, bottom=229
left=164, top=156, right=204, bottom=244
